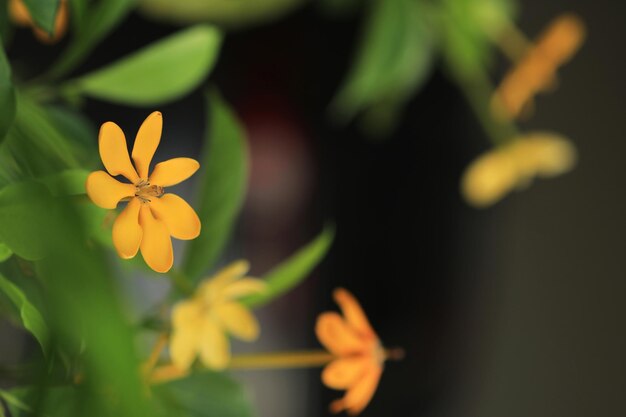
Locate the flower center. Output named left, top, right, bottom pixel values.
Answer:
left=135, top=180, right=164, bottom=203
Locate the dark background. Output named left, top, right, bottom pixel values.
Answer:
left=4, top=0, right=626, bottom=416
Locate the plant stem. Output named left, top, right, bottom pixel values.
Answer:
left=456, top=70, right=518, bottom=147
left=168, top=269, right=194, bottom=296
left=149, top=348, right=404, bottom=384
left=229, top=350, right=335, bottom=370
left=486, top=18, right=532, bottom=63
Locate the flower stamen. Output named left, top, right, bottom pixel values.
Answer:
left=135, top=180, right=164, bottom=203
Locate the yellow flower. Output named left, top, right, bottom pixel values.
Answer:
left=461, top=132, right=577, bottom=207
left=169, top=260, right=266, bottom=371
left=316, top=288, right=398, bottom=415
left=492, top=14, right=585, bottom=120
left=86, top=112, right=201, bottom=273
left=9, top=0, right=68, bottom=43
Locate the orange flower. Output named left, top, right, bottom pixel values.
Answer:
left=9, top=0, right=68, bottom=43
left=316, top=288, right=399, bottom=415
left=86, top=112, right=201, bottom=273
left=492, top=14, right=585, bottom=119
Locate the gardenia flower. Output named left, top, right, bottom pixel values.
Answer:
left=461, top=132, right=577, bottom=207
left=169, top=260, right=266, bottom=371
left=86, top=111, right=201, bottom=273
left=9, top=0, right=68, bottom=43
left=492, top=14, right=585, bottom=120
left=316, top=288, right=397, bottom=415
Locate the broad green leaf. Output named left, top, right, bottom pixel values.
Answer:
left=153, top=372, right=253, bottom=417
left=0, top=242, right=12, bottom=262
left=69, top=25, right=223, bottom=106
left=35, top=200, right=155, bottom=417
left=0, top=181, right=57, bottom=260
left=22, top=0, right=61, bottom=35
left=45, top=105, right=98, bottom=166
left=48, top=0, right=135, bottom=79
left=0, top=96, right=83, bottom=186
left=241, top=225, right=335, bottom=308
left=182, top=92, right=248, bottom=282
left=0, top=273, right=48, bottom=350
left=331, top=0, right=435, bottom=122
left=0, top=44, right=16, bottom=142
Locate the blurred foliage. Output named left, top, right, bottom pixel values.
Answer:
left=181, top=92, right=248, bottom=282
left=0, top=42, right=15, bottom=141
left=137, top=0, right=306, bottom=28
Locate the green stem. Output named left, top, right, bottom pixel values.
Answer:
left=456, top=70, right=518, bottom=147
left=168, top=269, right=194, bottom=296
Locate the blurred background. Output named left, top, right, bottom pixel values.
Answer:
left=2, top=0, right=626, bottom=416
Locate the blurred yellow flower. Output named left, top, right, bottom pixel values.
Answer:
left=461, top=132, right=577, bottom=207
left=9, top=0, right=68, bottom=43
left=492, top=14, right=585, bottom=120
left=86, top=111, right=201, bottom=273
left=169, top=260, right=266, bottom=371
left=316, top=288, right=400, bottom=415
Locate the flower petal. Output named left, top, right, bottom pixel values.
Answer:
left=169, top=300, right=204, bottom=371
left=149, top=158, right=200, bottom=187
left=518, top=133, right=577, bottom=177
left=149, top=194, right=201, bottom=240
left=172, top=299, right=203, bottom=329
left=198, top=260, right=250, bottom=299
left=322, top=357, right=371, bottom=390
left=221, top=279, right=267, bottom=300
left=98, top=121, right=139, bottom=183
left=199, top=318, right=230, bottom=370
left=331, top=365, right=382, bottom=415
left=315, top=312, right=367, bottom=355
left=132, top=111, right=162, bottom=179
left=460, top=149, right=518, bottom=208
left=112, top=198, right=142, bottom=259
left=86, top=171, right=136, bottom=209
left=139, top=205, right=173, bottom=273
left=333, top=288, right=377, bottom=339
left=214, top=301, right=260, bottom=341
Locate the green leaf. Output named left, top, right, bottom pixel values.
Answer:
left=182, top=92, right=248, bottom=282
left=35, top=199, right=155, bottom=417
left=440, top=0, right=516, bottom=80
left=0, top=273, right=48, bottom=350
left=241, top=225, right=335, bottom=308
left=0, top=44, right=16, bottom=142
left=69, top=25, right=223, bottom=106
left=22, top=0, right=61, bottom=35
left=2, top=386, right=78, bottom=417
left=331, top=0, right=435, bottom=122
left=0, top=181, right=57, bottom=261
left=153, top=372, right=253, bottom=417
left=47, top=0, right=135, bottom=79
left=0, top=96, right=84, bottom=186
left=38, top=169, right=89, bottom=196
left=0, top=242, right=12, bottom=262
left=45, top=105, right=98, bottom=167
